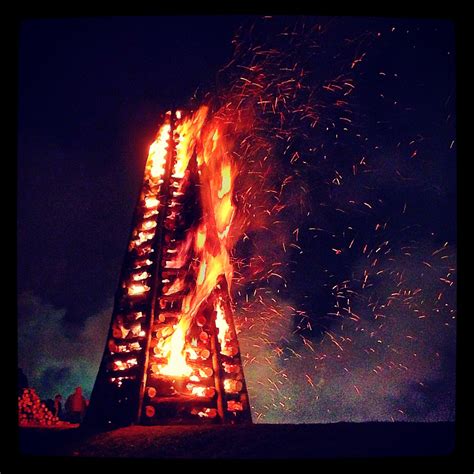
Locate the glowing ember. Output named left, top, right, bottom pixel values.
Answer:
left=127, top=283, right=150, bottom=296
left=133, top=258, right=153, bottom=269
left=132, top=271, right=149, bottom=281
left=158, top=324, right=192, bottom=377
left=163, top=277, right=186, bottom=295
left=148, top=123, right=171, bottom=179
left=143, top=208, right=159, bottom=219
left=144, top=197, right=160, bottom=209
left=113, top=358, right=138, bottom=371
left=215, top=300, right=230, bottom=353
left=224, top=379, right=243, bottom=393
left=140, top=220, right=157, bottom=231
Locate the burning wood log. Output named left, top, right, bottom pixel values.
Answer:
left=18, top=388, right=59, bottom=427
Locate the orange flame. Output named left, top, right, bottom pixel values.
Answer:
left=158, top=325, right=192, bottom=377
left=128, top=283, right=150, bottom=296
left=155, top=106, right=237, bottom=379
left=215, top=299, right=230, bottom=350
left=147, top=123, right=171, bottom=180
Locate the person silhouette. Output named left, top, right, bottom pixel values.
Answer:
left=54, top=394, right=63, bottom=419
left=65, top=387, right=87, bottom=424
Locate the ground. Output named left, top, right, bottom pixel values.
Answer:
left=17, top=422, right=455, bottom=459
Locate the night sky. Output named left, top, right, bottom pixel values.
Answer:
left=17, top=16, right=456, bottom=423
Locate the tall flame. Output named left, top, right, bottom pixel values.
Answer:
left=158, top=106, right=237, bottom=377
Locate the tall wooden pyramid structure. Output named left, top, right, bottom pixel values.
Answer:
left=85, top=108, right=252, bottom=429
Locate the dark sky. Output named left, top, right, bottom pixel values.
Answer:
left=17, top=16, right=456, bottom=422
left=18, top=16, right=246, bottom=325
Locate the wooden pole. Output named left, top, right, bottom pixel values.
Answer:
left=136, top=113, right=177, bottom=424
left=210, top=317, right=226, bottom=423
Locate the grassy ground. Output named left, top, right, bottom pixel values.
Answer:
left=18, top=422, right=455, bottom=459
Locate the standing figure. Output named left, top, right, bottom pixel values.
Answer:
left=65, top=387, right=87, bottom=424
left=54, top=394, right=63, bottom=419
